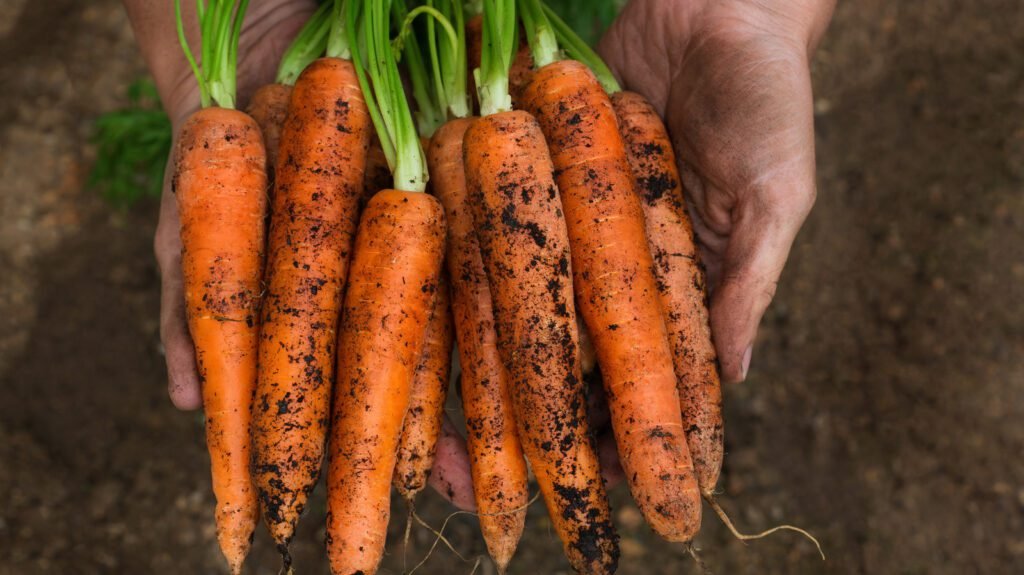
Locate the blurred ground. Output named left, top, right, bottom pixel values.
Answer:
left=1, top=1, right=1022, bottom=574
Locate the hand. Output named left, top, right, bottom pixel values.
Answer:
left=129, top=0, right=476, bottom=510
left=599, top=0, right=835, bottom=383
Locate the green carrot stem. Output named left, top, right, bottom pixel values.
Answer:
left=327, top=0, right=351, bottom=58
left=174, top=0, right=250, bottom=109
left=349, top=0, right=427, bottom=192
left=276, top=2, right=333, bottom=85
left=542, top=2, right=620, bottom=93
left=476, top=0, right=516, bottom=116
left=517, top=0, right=559, bottom=69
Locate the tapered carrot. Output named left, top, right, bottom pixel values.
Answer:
left=519, top=0, right=702, bottom=542
left=172, top=2, right=264, bottom=573
left=612, top=90, right=724, bottom=495
left=429, top=117, right=529, bottom=573
left=467, top=4, right=617, bottom=572
left=247, top=2, right=332, bottom=179
left=252, top=17, right=372, bottom=561
left=326, top=3, right=448, bottom=574
left=393, top=273, right=454, bottom=499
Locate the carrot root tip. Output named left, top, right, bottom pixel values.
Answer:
left=705, top=495, right=826, bottom=560
left=276, top=544, right=293, bottom=575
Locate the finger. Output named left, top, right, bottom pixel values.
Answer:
left=156, top=159, right=202, bottom=411
left=710, top=183, right=814, bottom=383
left=597, top=430, right=625, bottom=488
left=427, top=417, right=477, bottom=511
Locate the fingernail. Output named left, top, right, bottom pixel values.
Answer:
left=740, top=345, right=753, bottom=380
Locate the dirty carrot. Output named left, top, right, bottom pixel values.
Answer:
left=393, top=274, right=454, bottom=499
left=247, top=2, right=332, bottom=179
left=545, top=4, right=726, bottom=500
left=519, top=0, right=702, bottom=542
left=325, top=2, right=447, bottom=574
left=252, top=1, right=371, bottom=566
left=172, top=1, right=263, bottom=573
left=429, top=117, right=530, bottom=573
left=465, top=2, right=618, bottom=572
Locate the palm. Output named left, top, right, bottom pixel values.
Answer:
left=599, top=0, right=822, bottom=381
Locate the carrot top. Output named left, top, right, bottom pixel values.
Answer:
left=395, top=0, right=469, bottom=136
left=275, top=2, right=333, bottom=85
left=174, top=0, right=250, bottom=109
left=347, top=0, right=427, bottom=192
left=517, top=0, right=559, bottom=68
left=476, top=0, right=517, bottom=116
left=540, top=2, right=620, bottom=93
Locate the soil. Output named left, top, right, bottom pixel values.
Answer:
left=1, top=1, right=1022, bottom=574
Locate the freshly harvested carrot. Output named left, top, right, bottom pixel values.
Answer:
left=428, top=117, right=529, bottom=573
left=612, top=90, right=724, bottom=495
left=326, top=3, right=447, bottom=574
left=172, top=2, right=264, bottom=573
left=252, top=22, right=372, bottom=560
left=247, top=83, right=291, bottom=179
left=466, top=4, right=617, bottom=571
left=519, top=1, right=702, bottom=542
left=247, top=2, right=332, bottom=179
left=466, top=108, right=618, bottom=575
left=393, top=274, right=454, bottom=499
left=466, top=14, right=534, bottom=110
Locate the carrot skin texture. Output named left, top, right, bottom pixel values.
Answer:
left=326, top=191, right=447, bottom=575
left=247, top=83, right=292, bottom=182
left=522, top=60, right=702, bottom=542
left=464, top=110, right=619, bottom=574
left=174, top=107, right=267, bottom=574
left=612, top=91, right=724, bottom=495
left=428, top=118, right=529, bottom=572
left=252, top=57, right=371, bottom=549
left=393, top=273, right=455, bottom=499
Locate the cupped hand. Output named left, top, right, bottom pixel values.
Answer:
left=147, top=0, right=476, bottom=510
left=599, top=0, right=835, bottom=383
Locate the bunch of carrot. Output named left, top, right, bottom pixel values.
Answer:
left=171, top=1, right=820, bottom=574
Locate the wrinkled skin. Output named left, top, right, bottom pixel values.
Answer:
left=131, top=0, right=833, bottom=505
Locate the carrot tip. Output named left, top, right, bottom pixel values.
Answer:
left=276, top=544, right=293, bottom=575
left=705, top=495, right=826, bottom=560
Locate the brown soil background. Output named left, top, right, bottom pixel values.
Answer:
left=1, top=1, right=1022, bottom=574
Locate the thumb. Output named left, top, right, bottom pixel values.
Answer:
left=710, top=183, right=814, bottom=383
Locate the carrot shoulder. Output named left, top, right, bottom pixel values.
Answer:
left=252, top=56, right=371, bottom=551
left=522, top=60, right=702, bottom=542
left=174, top=107, right=266, bottom=574
left=326, top=191, right=447, bottom=575
left=393, top=273, right=454, bottom=500
left=465, top=110, right=618, bottom=573
left=429, top=117, right=529, bottom=572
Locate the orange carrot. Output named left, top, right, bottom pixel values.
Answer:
left=175, top=106, right=266, bottom=575
left=429, top=117, right=529, bottom=572
left=393, top=273, right=455, bottom=500
left=247, top=83, right=291, bottom=180
left=326, top=191, right=447, bottom=574
left=465, top=110, right=618, bottom=573
left=612, top=90, right=724, bottom=496
left=252, top=56, right=371, bottom=559
left=325, top=4, right=448, bottom=573
left=521, top=55, right=702, bottom=541
left=172, top=2, right=265, bottom=572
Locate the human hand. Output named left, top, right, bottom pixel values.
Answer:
left=599, top=0, right=835, bottom=383
left=129, top=0, right=476, bottom=509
